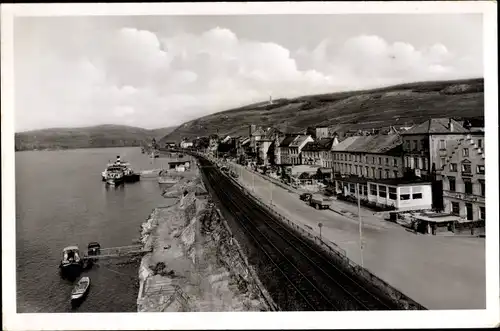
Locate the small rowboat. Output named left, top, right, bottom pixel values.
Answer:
left=71, top=276, right=90, bottom=301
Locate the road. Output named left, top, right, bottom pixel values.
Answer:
left=199, top=157, right=403, bottom=311
left=230, top=162, right=485, bottom=310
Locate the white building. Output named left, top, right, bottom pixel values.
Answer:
left=334, top=177, right=432, bottom=212
left=180, top=141, right=193, bottom=149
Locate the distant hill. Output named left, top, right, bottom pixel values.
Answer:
left=160, top=78, right=484, bottom=143
left=15, top=124, right=177, bottom=151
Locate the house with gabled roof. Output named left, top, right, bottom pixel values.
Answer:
left=301, top=137, right=336, bottom=168
left=331, top=133, right=404, bottom=180
left=400, top=118, right=484, bottom=211
left=439, top=133, right=485, bottom=222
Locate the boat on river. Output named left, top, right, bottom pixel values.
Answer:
left=101, top=156, right=140, bottom=184
left=71, top=276, right=90, bottom=302
left=60, top=246, right=84, bottom=278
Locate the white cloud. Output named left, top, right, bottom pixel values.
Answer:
left=15, top=26, right=482, bottom=132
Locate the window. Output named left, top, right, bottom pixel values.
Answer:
left=350, top=184, right=355, bottom=193
left=466, top=203, right=473, bottom=221
left=463, top=148, right=469, bottom=157
left=378, top=157, right=382, bottom=165
left=448, top=176, right=456, bottom=191
left=363, top=184, right=368, bottom=196
left=450, top=163, right=458, bottom=172
left=451, top=202, right=460, bottom=215
left=400, top=194, right=411, bottom=200
left=385, top=157, right=389, bottom=165
left=393, top=158, right=398, bottom=167
left=478, top=139, right=483, bottom=148
left=389, top=187, right=397, bottom=200
left=440, top=157, right=446, bottom=168
left=369, top=184, right=377, bottom=196
left=412, top=140, right=417, bottom=151
left=462, top=163, right=472, bottom=174
left=439, top=140, right=446, bottom=150
left=385, top=170, right=389, bottom=179
left=372, top=167, right=376, bottom=178
left=378, top=168, right=383, bottom=178
left=349, top=154, right=352, bottom=161
left=365, top=167, right=369, bottom=177
left=378, top=185, right=387, bottom=198
left=393, top=170, right=398, bottom=178
left=349, top=164, right=352, bottom=173
left=414, top=157, right=420, bottom=169
left=479, top=180, right=485, bottom=196
left=480, top=207, right=485, bottom=220
left=464, top=179, right=473, bottom=194
left=422, top=158, right=428, bottom=170
left=412, top=193, right=422, bottom=199
left=372, top=156, right=376, bottom=164
left=477, top=165, right=485, bottom=174
left=354, top=165, right=358, bottom=175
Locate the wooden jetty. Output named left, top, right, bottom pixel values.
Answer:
left=82, top=244, right=151, bottom=261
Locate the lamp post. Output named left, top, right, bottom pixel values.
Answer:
left=318, top=222, right=323, bottom=241
left=357, top=183, right=364, bottom=267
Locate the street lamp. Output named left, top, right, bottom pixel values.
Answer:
left=357, top=183, right=364, bottom=267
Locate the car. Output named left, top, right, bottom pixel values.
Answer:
left=300, top=193, right=312, bottom=201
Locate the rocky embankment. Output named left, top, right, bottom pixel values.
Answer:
left=137, top=164, right=274, bottom=312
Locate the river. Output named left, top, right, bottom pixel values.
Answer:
left=15, top=147, right=174, bottom=313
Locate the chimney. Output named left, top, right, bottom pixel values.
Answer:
left=449, top=119, right=454, bottom=132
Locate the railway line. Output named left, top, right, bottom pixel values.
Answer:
left=199, top=157, right=401, bottom=311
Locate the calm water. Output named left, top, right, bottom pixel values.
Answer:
left=16, top=147, right=175, bottom=313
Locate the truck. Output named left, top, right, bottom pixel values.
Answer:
left=309, top=194, right=331, bottom=210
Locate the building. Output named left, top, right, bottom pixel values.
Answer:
left=400, top=118, right=482, bottom=210
left=315, top=126, right=330, bottom=139
left=440, top=134, right=485, bottom=221
left=400, top=118, right=471, bottom=178
left=333, top=177, right=432, bottom=212
left=331, top=134, right=404, bottom=180
left=164, top=142, right=177, bottom=148
left=301, top=137, right=337, bottom=168
left=288, top=135, right=314, bottom=165
left=180, top=140, right=193, bottom=149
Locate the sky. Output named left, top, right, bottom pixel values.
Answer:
left=14, top=14, right=483, bottom=132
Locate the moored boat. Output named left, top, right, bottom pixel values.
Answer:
left=71, top=276, right=91, bottom=302
left=102, top=156, right=139, bottom=184
left=60, top=246, right=84, bottom=278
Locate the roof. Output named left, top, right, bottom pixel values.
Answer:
left=169, top=161, right=190, bottom=165
left=331, top=134, right=402, bottom=154
left=402, top=118, right=469, bottom=135
left=252, top=128, right=266, bottom=136
left=302, top=138, right=335, bottom=152
left=279, top=135, right=297, bottom=147
left=367, top=178, right=431, bottom=186
left=290, top=135, right=311, bottom=147
left=63, top=246, right=79, bottom=252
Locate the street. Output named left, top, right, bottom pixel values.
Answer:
left=231, top=162, right=486, bottom=310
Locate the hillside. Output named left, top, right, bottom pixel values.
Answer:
left=160, top=78, right=484, bottom=143
left=15, top=124, right=177, bottom=151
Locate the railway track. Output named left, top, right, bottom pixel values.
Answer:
left=199, top=158, right=401, bottom=311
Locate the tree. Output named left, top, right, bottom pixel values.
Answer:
left=299, top=172, right=310, bottom=179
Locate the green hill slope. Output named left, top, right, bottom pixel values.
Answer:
left=15, top=124, right=176, bottom=151
left=160, top=78, right=484, bottom=143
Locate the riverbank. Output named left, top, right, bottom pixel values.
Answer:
left=136, top=162, right=274, bottom=312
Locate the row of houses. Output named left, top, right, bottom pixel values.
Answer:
left=173, top=117, right=485, bottom=223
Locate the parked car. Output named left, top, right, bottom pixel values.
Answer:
left=309, top=194, right=331, bottom=210
left=300, top=193, right=312, bottom=201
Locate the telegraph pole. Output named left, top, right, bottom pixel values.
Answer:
left=357, top=183, right=364, bottom=267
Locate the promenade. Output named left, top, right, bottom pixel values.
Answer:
left=230, top=162, right=485, bottom=310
